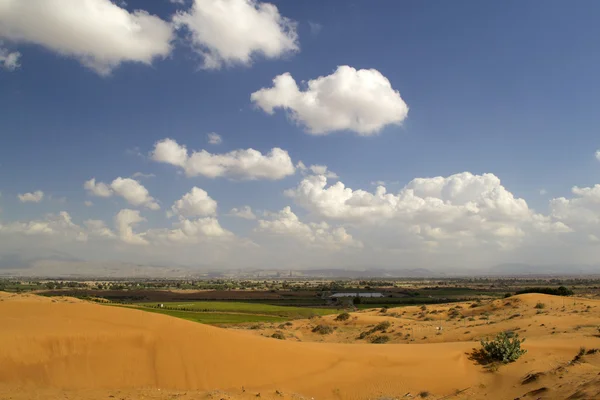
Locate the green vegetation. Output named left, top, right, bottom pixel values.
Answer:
left=271, top=331, right=286, bottom=340
left=479, top=332, right=527, bottom=364
left=129, top=306, right=286, bottom=324
left=535, top=302, right=546, bottom=309
left=134, top=301, right=336, bottom=319
left=370, top=335, right=390, bottom=344
left=515, top=286, right=573, bottom=296
left=312, top=324, right=334, bottom=334
left=335, top=312, right=351, bottom=321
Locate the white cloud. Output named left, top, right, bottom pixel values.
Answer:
left=285, top=172, right=570, bottom=251
left=84, top=219, right=116, bottom=239
left=0, top=0, right=174, bottom=75
left=0, top=46, right=21, bottom=71
left=84, top=177, right=159, bottom=210
left=0, top=211, right=86, bottom=241
left=110, top=178, right=160, bottom=210
left=84, top=178, right=113, bottom=198
left=207, top=132, right=222, bottom=145
left=146, top=217, right=233, bottom=244
left=228, top=206, right=256, bottom=220
left=84, top=201, right=93, bottom=207
left=549, top=185, right=600, bottom=232
left=539, top=189, right=548, bottom=196
left=151, top=138, right=295, bottom=180
left=131, top=172, right=156, bottom=179
left=115, top=209, right=147, bottom=245
left=297, top=161, right=338, bottom=179
left=595, top=150, right=600, bottom=161
left=251, top=66, right=409, bottom=135
left=18, top=190, right=44, bottom=203
left=256, top=206, right=362, bottom=250
left=170, top=187, right=217, bottom=218
left=173, top=0, right=298, bottom=69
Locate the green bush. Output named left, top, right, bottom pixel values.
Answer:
left=373, top=321, right=391, bottom=331
left=271, top=331, right=286, bottom=340
left=312, top=324, right=334, bottom=335
left=515, top=286, right=573, bottom=296
left=335, top=312, right=351, bottom=321
left=370, top=335, right=390, bottom=344
left=479, top=332, right=527, bottom=363
left=535, top=302, right=546, bottom=309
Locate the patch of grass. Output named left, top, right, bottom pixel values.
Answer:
left=271, top=331, right=286, bottom=340
left=335, top=312, right=351, bottom=321
left=535, top=302, right=546, bottom=309
left=312, top=324, right=334, bottom=335
left=126, top=306, right=286, bottom=325
left=370, top=335, right=390, bottom=344
left=522, top=371, right=545, bottom=385
left=133, top=301, right=336, bottom=319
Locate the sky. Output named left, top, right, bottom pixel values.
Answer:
left=1, top=0, right=600, bottom=272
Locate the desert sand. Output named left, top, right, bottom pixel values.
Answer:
left=1, top=292, right=600, bottom=399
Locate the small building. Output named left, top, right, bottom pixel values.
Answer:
left=329, top=292, right=384, bottom=299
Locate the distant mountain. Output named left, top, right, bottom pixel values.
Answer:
left=488, top=263, right=600, bottom=276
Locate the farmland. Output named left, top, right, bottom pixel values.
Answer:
left=122, top=300, right=338, bottom=325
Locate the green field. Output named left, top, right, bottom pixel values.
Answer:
left=127, top=301, right=338, bottom=325
left=129, top=307, right=287, bottom=324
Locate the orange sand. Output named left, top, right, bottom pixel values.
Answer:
left=1, top=292, right=600, bottom=399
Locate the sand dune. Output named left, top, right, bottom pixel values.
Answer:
left=1, top=292, right=600, bottom=399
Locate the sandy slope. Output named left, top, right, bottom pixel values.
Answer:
left=1, top=292, right=600, bottom=399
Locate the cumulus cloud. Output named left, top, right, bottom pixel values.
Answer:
left=173, top=0, right=298, bottom=69
left=285, top=172, right=570, bottom=251
left=83, top=219, right=116, bottom=239
left=297, top=161, right=338, bottom=179
left=228, top=206, right=257, bottom=220
left=0, top=211, right=86, bottom=241
left=146, top=217, right=233, bottom=244
left=550, top=185, right=600, bottom=231
left=151, top=138, right=295, bottom=180
left=18, top=190, right=44, bottom=203
left=0, top=0, right=174, bottom=75
left=256, top=206, right=362, bottom=250
left=595, top=150, right=600, bottom=161
left=0, top=46, right=20, bottom=71
left=115, top=209, right=147, bottom=245
left=84, top=179, right=113, bottom=198
left=251, top=66, right=409, bottom=135
left=84, top=177, right=159, bottom=210
left=170, top=187, right=217, bottom=218
left=111, top=178, right=160, bottom=210
left=207, top=132, right=222, bottom=145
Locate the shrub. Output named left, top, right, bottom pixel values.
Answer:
left=535, top=302, right=546, bottom=309
left=335, top=312, right=351, bottom=322
left=312, top=324, right=334, bottom=335
left=515, top=286, right=573, bottom=296
left=373, top=321, right=391, bottom=332
left=479, top=332, right=527, bottom=363
left=370, top=335, right=390, bottom=344
left=504, top=293, right=512, bottom=298
left=271, top=332, right=286, bottom=340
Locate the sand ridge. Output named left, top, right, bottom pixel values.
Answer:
left=1, top=292, right=600, bottom=399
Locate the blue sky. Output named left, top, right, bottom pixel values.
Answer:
left=1, top=0, right=600, bottom=272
